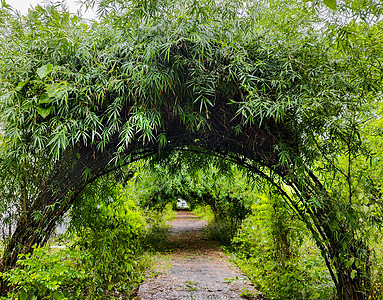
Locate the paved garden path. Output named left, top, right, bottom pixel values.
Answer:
left=137, top=211, right=265, bottom=300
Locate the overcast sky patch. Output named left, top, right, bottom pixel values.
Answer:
left=6, top=0, right=97, bottom=20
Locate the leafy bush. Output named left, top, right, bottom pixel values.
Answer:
left=1, top=245, right=87, bottom=299
left=2, top=182, right=150, bottom=299
left=231, top=192, right=336, bottom=300
left=370, top=239, right=383, bottom=299
left=142, top=203, right=174, bottom=250
left=73, top=201, right=146, bottom=298
left=193, top=205, right=214, bottom=222
left=194, top=203, right=244, bottom=245
left=204, top=217, right=240, bottom=246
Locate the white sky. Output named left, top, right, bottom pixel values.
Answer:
left=6, top=0, right=97, bottom=19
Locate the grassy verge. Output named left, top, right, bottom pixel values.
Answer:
left=0, top=204, right=176, bottom=299
left=193, top=205, right=240, bottom=245
left=193, top=205, right=214, bottom=222
left=142, top=203, right=174, bottom=251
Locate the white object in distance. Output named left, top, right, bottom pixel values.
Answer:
left=176, top=198, right=189, bottom=210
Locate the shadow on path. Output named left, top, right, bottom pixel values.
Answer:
left=137, top=211, right=265, bottom=300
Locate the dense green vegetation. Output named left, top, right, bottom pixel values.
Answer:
left=0, top=0, right=382, bottom=299
left=0, top=172, right=175, bottom=299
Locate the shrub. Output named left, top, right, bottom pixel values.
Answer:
left=193, top=205, right=214, bottom=222
left=1, top=245, right=87, bottom=300
left=204, top=217, right=240, bottom=245
left=142, top=203, right=174, bottom=250
left=370, top=239, right=383, bottom=299
left=71, top=195, right=147, bottom=298
left=194, top=205, right=241, bottom=245
left=231, top=192, right=336, bottom=300
left=2, top=187, right=149, bottom=299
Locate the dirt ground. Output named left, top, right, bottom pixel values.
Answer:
left=137, top=211, right=266, bottom=300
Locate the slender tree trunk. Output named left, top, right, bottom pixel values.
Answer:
left=282, top=169, right=371, bottom=300
left=314, top=212, right=370, bottom=300
left=336, top=268, right=369, bottom=300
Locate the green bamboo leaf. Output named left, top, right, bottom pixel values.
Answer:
left=342, top=241, right=347, bottom=251
left=346, top=257, right=355, bottom=268
left=37, top=64, right=53, bottom=79
left=323, top=0, right=337, bottom=10
left=1, top=0, right=12, bottom=9
left=46, top=83, right=61, bottom=97
left=16, top=80, right=29, bottom=91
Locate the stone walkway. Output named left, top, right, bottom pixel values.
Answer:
left=137, top=211, right=265, bottom=300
